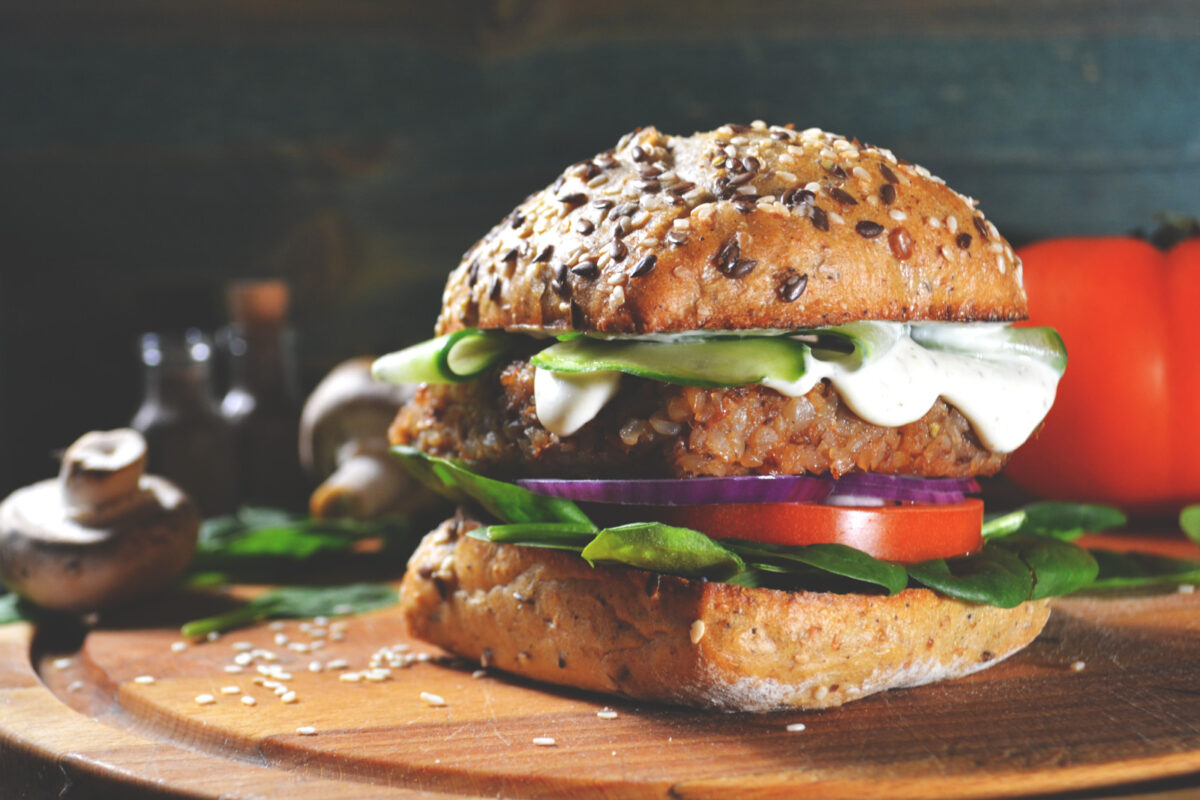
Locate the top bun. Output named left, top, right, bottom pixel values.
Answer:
left=436, top=122, right=1026, bottom=336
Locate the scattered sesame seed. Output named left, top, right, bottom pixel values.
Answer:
left=171, top=642, right=188, bottom=653
left=889, top=209, right=908, bottom=221
left=220, top=686, right=241, bottom=695
left=532, top=737, right=557, bottom=747
left=420, top=691, right=446, bottom=707
left=234, top=653, right=253, bottom=666
left=134, top=675, right=156, bottom=685
left=281, top=691, right=298, bottom=704
left=689, top=620, right=707, bottom=644
left=53, top=658, right=72, bottom=670
left=1070, top=661, right=1087, bottom=672
left=814, top=686, right=830, bottom=701
left=288, top=643, right=310, bottom=653
left=67, top=680, right=84, bottom=693
left=206, top=632, right=221, bottom=642
left=597, top=709, right=619, bottom=720
left=880, top=183, right=896, bottom=205
left=339, top=672, right=362, bottom=683
left=308, top=661, right=323, bottom=673
left=232, top=642, right=253, bottom=652
left=947, top=215, right=959, bottom=233
left=471, top=670, right=488, bottom=679
left=241, top=696, right=257, bottom=706
left=786, top=723, right=807, bottom=732
left=224, top=665, right=244, bottom=674
left=1179, top=584, right=1195, bottom=594
left=296, top=726, right=317, bottom=736
left=274, top=633, right=289, bottom=646
left=195, top=694, right=216, bottom=705
left=327, top=659, right=350, bottom=670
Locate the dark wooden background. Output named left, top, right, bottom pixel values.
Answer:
left=1, top=1, right=1198, bottom=495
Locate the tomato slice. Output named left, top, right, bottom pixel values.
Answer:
left=629, top=499, right=984, bottom=563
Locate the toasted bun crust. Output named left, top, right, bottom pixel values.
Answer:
left=401, top=515, right=1051, bottom=711
left=437, top=122, right=1026, bottom=336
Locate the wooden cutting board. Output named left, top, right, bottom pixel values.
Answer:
left=3, top=537, right=1200, bottom=799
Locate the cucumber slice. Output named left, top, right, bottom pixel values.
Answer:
left=372, top=329, right=511, bottom=384
left=910, top=323, right=1067, bottom=373
left=531, top=335, right=811, bottom=388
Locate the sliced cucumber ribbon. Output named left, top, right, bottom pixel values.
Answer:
left=372, top=329, right=511, bottom=384
left=530, top=335, right=812, bottom=388
left=372, top=322, right=1066, bottom=388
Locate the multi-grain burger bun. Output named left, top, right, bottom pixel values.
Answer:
left=438, top=121, right=1026, bottom=336
left=401, top=515, right=1052, bottom=712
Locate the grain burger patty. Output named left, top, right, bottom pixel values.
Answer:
left=375, top=122, right=1078, bottom=711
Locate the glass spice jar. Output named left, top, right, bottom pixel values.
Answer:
left=130, top=329, right=236, bottom=516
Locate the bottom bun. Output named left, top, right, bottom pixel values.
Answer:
left=400, top=513, right=1051, bottom=711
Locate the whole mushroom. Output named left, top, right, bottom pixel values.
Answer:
left=0, top=429, right=199, bottom=614
left=299, top=357, right=431, bottom=519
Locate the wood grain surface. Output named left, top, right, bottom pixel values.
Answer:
left=3, top=539, right=1200, bottom=799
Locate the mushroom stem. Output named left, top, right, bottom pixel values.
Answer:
left=309, top=449, right=415, bottom=520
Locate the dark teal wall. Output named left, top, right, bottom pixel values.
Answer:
left=1, top=1, right=1198, bottom=492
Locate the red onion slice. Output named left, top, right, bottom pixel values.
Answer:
left=827, top=473, right=980, bottom=505
left=517, top=473, right=979, bottom=507
left=516, top=475, right=834, bottom=506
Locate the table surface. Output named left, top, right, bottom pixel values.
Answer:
left=3, top=537, right=1200, bottom=799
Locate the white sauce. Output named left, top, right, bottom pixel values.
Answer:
left=533, top=323, right=1061, bottom=453
left=534, top=368, right=622, bottom=437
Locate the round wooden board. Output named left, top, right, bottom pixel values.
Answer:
left=4, top=544, right=1200, bottom=798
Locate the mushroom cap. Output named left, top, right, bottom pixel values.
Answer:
left=299, top=357, right=415, bottom=479
left=0, top=475, right=199, bottom=614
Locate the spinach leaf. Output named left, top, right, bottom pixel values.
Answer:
left=582, top=522, right=745, bottom=580
left=991, top=534, right=1099, bottom=600
left=1086, top=549, right=1200, bottom=590
left=1012, top=502, right=1126, bottom=540
left=1182, top=505, right=1200, bottom=544
left=392, top=446, right=592, bottom=526
left=0, top=592, right=32, bottom=626
left=981, top=509, right=1027, bottom=540
left=725, top=540, right=909, bottom=595
left=472, top=522, right=597, bottom=551
left=180, top=583, right=398, bottom=638
left=907, top=546, right=1033, bottom=608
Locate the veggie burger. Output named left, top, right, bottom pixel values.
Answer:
left=373, top=123, right=1084, bottom=710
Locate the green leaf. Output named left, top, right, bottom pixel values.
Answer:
left=1181, top=505, right=1200, bottom=544
left=391, top=445, right=593, bottom=526
left=982, top=509, right=1026, bottom=540
left=991, top=534, right=1099, bottom=600
left=0, top=592, right=32, bottom=626
left=472, top=522, right=597, bottom=551
left=581, top=522, right=745, bottom=580
left=1012, top=502, right=1126, bottom=540
left=180, top=583, right=398, bottom=638
left=1087, top=549, right=1200, bottom=590
left=908, top=546, right=1033, bottom=608
left=724, top=540, right=909, bottom=595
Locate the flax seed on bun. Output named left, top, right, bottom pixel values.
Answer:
left=437, top=122, right=1025, bottom=336
left=392, top=123, right=1055, bottom=712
